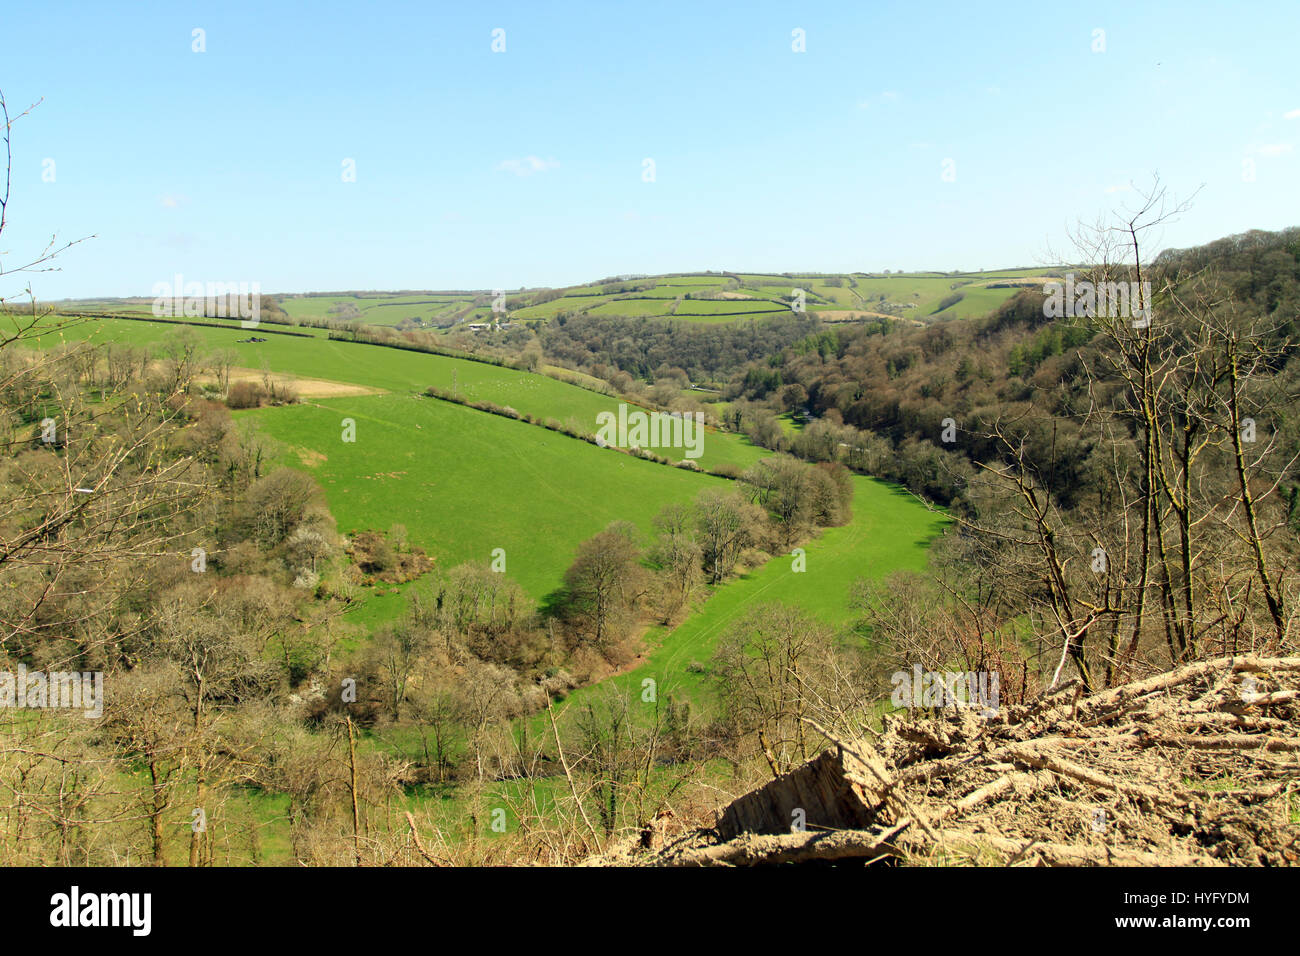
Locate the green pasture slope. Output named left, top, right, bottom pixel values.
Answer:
left=278, top=292, right=480, bottom=327
left=248, top=392, right=731, bottom=606
left=545, top=475, right=948, bottom=721
left=400, top=468, right=942, bottom=837
left=59, top=266, right=1047, bottom=334
left=28, top=315, right=761, bottom=626
left=459, top=268, right=1044, bottom=324
left=30, top=315, right=768, bottom=472
left=377, top=469, right=947, bottom=778
left=27, top=295, right=955, bottom=856
left=31, top=313, right=946, bottom=658
left=215, top=469, right=949, bottom=858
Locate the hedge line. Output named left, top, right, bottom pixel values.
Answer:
left=419, top=384, right=742, bottom=480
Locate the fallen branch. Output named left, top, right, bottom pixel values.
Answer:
left=661, top=821, right=911, bottom=867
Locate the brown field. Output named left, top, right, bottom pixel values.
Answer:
left=209, top=368, right=384, bottom=398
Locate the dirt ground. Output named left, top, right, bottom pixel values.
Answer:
left=150, top=359, right=383, bottom=399
left=213, top=368, right=382, bottom=398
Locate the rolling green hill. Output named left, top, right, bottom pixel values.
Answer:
left=246, top=392, right=731, bottom=605
left=543, top=475, right=947, bottom=719
left=30, top=314, right=769, bottom=471
left=49, top=266, right=1061, bottom=332
left=21, top=301, right=952, bottom=850
left=26, top=313, right=774, bottom=629
left=27, top=313, right=947, bottom=655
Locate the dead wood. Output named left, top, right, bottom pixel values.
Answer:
left=616, top=655, right=1300, bottom=866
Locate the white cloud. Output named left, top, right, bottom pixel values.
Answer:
left=1104, top=183, right=1133, bottom=195
left=1284, top=108, right=1300, bottom=120
left=1257, top=143, right=1294, bottom=157
left=159, top=194, right=186, bottom=209
left=496, top=156, right=559, bottom=176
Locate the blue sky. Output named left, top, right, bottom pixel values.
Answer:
left=3, top=0, right=1297, bottom=298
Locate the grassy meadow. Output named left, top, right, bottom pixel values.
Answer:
left=29, top=313, right=947, bottom=662
left=246, top=392, right=732, bottom=605
left=31, top=314, right=769, bottom=471
left=20, top=304, right=954, bottom=858
left=110, top=266, right=1052, bottom=330
left=545, top=476, right=947, bottom=718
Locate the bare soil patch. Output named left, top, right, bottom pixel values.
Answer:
left=294, top=447, right=328, bottom=468
left=216, top=368, right=382, bottom=398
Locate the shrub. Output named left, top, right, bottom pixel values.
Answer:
left=226, top=381, right=265, bottom=409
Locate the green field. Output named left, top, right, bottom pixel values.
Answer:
left=53, top=267, right=1047, bottom=332
left=673, top=299, right=789, bottom=316
left=29, top=311, right=947, bottom=666
left=33, top=315, right=768, bottom=471
left=247, top=393, right=732, bottom=605
left=27, top=314, right=769, bottom=628
left=584, top=298, right=685, bottom=317
left=278, top=292, right=481, bottom=328
left=26, top=303, right=951, bottom=852
left=547, top=476, right=947, bottom=717
left=509, top=295, right=600, bottom=319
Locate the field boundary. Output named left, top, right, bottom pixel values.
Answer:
left=40, top=310, right=318, bottom=338
left=419, top=385, right=745, bottom=480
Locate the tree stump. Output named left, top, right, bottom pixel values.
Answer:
left=717, top=746, right=884, bottom=840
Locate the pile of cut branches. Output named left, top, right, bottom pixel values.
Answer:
left=618, top=655, right=1300, bottom=866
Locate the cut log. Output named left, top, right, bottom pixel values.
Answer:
left=716, top=746, right=885, bottom=841
left=662, top=822, right=910, bottom=867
